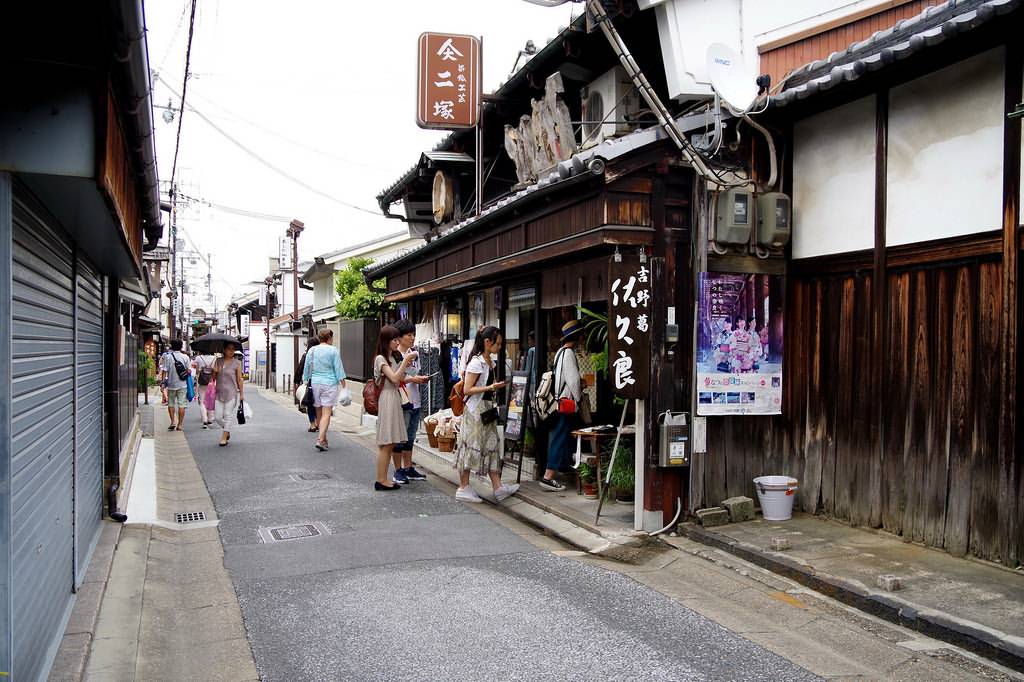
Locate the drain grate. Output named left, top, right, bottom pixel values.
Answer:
left=258, top=522, right=329, bottom=544
left=175, top=511, right=207, bottom=523
left=298, top=473, right=331, bottom=481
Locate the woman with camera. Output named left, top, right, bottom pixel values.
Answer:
left=453, top=325, right=519, bottom=504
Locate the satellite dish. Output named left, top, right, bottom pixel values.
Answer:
left=706, top=43, right=759, bottom=113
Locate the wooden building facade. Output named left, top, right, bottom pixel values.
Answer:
left=693, top=0, right=1024, bottom=566
left=378, top=0, right=1023, bottom=566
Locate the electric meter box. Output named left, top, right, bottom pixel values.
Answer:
left=658, top=411, right=690, bottom=467
left=714, top=189, right=753, bottom=245
left=757, top=192, right=791, bottom=247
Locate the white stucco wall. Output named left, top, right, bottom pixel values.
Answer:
left=313, top=277, right=335, bottom=312
left=792, top=95, right=877, bottom=259
left=886, top=47, right=1005, bottom=246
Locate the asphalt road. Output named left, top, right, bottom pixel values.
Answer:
left=184, top=389, right=819, bottom=682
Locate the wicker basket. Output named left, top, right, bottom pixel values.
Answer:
left=436, top=435, right=455, bottom=452
left=425, top=419, right=439, bottom=448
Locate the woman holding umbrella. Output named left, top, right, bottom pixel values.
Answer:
left=194, top=332, right=246, bottom=447
left=212, top=341, right=244, bottom=446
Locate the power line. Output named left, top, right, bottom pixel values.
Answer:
left=175, top=192, right=292, bottom=222
left=156, top=73, right=380, bottom=217
left=187, top=90, right=395, bottom=172
left=168, top=0, right=197, bottom=195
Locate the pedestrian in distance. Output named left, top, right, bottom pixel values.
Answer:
left=160, top=339, right=191, bottom=431
left=295, top=335, right=320, bottom=433
left=539, top=319, right=584, bottom=492
left=213, top=341, right=244, bottom=447
left=303, top=328, right=349, bottom=451
left=372, top=325, right=418, bottom=491
left=193, top=351, right=217, bottom=429
left=454, top=325, right=520, bottom=504
left=391, top=319, right=429, bottom=484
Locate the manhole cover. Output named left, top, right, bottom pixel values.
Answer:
left=175, top=511, right=207, bottom=523
left=289, top=473, right=332, bottom=482
left=258, top=522, right=330, bottom=544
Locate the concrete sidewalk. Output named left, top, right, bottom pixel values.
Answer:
left=682, top=514, right=1024, bottom=672
left=82, top=405, right=258, bottom=681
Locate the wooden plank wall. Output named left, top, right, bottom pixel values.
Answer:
left=758, top=1, right=930, bottom=88
left=703, top=252, right=1021, bottom=565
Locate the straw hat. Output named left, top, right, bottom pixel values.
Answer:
left=560, top=319, right=585, bottom=342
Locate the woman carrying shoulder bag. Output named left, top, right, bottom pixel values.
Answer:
left=372, top=326, right=418, bottom=491
left=303, top=328, right=348, bottom=451
left=453, top=326, right=519, bottom=504
left=212, top=341, right=244, bottom=447
left=539, top=320, right=584, bottom=491
left=295, top=335, right=320, bottom=432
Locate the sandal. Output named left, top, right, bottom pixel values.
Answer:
left=307, top=425, right=318, bottom=432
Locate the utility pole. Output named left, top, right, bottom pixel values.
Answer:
left=287, top=219, right=304, bottom=399
left=169, top=182, right=178, bottom=339
left=263, top=275, right=274, bottom=390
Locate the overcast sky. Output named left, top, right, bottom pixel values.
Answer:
left=146, top=0, right=576, bottom=311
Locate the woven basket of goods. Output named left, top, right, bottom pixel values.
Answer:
left=436, top=435, right=455, bottom=452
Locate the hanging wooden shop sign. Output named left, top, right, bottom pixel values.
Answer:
left=608, top=254, right=651, bottom=399
left=417, top=32, right=480, bottom=130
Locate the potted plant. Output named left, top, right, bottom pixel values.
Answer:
left=578, top=461, right=598, bottom=499
left=609, top=441, right=635, bottom=503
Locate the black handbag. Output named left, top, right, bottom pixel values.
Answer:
left=301, top=382, right=315, bottom=411
left=236, top=400, right=246, bottom=425
left=480, top=406, right=498, bottom=425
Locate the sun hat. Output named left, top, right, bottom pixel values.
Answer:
left=560, top=319, right=585, bottom=342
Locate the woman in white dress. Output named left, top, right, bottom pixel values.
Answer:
left=453, top=326, right=519, bottom=504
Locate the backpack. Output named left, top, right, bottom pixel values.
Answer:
left=170, top=352, right=189, bottom=381
left=533, top=348, right=568, bottom=422
left=196, top=357, right=214, bottom=386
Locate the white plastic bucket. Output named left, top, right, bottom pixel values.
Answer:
left=754, top=476, right=799, bottom=521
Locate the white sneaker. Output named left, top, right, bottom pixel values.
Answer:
left=455, top=487, right=483, bottom=503
left=494, top=484, right=520, bottom=502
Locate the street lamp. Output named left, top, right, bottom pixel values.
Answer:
left=286, top=219, right=305, bottom=399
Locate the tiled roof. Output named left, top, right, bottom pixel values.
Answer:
left=366, top=106, right=718, bottom=279
left=772, top=0, right=1019, bottom=107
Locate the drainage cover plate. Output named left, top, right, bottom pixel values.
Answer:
left=258, top=522, right=329, bottom=544
left=289, top=473, right=332, bottom=482
left=175, top=511, right=207, bottom=523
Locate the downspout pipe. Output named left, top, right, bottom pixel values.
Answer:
left=113, top=0, right=163, bottom=251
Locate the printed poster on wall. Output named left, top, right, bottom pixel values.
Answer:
left=696, top=272, right=784, bottom=416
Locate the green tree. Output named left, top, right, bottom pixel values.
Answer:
left=334, top=257, right=389, bottom=320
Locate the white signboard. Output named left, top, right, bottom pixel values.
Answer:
left=240, top=314, right=250, bottom=337
left=279, top=237, right=293, bottom=270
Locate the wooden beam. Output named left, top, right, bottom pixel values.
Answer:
left=999, top=41, right=1023, bottom=565
left=871, top=89, right=889, bottom=530
left=383, top=226, right=654, bottom=302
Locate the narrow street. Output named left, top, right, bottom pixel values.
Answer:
left=180, top=389, right=812, bottom=681
left=117, top=387, right=1009, bottom=682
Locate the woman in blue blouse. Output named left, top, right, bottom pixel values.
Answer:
left=303, top=327, right=349, bottom=451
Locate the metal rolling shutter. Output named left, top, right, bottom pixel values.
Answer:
left=74, top=256, right=103, bottom=585
left=10, top=191, right=75, bottom=681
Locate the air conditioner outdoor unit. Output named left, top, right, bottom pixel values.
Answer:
left=580, top=66, right=641, bottom=148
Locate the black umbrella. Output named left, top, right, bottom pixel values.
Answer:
left=190, top=332, right=245, bottom=355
